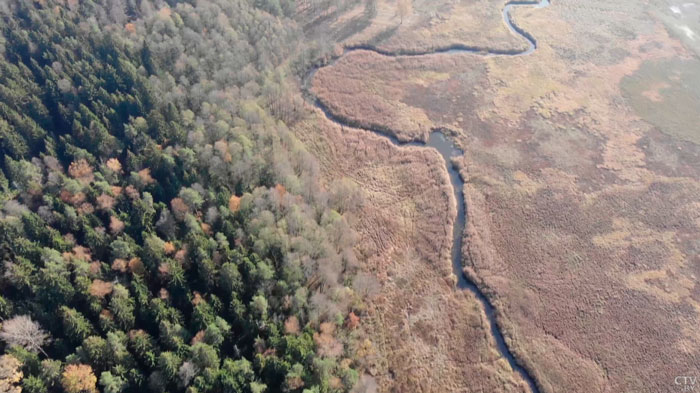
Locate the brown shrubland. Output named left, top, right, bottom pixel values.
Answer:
left=294, top=113, right=529, bottom=392
left=306, top=0, right=700, bottom=391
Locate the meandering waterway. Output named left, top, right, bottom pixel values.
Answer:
left=304, top=2, right=551, bottom=391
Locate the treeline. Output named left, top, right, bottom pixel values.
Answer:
left=0, top=1, right=367, bottom=392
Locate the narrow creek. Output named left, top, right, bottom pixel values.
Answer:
left=303, top=1, right=551, bottom=392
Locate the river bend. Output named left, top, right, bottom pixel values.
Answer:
left=304, top=1, right=551, bottom=392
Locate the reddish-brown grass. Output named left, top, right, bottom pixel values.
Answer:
left=304, top=0, right=700, bottom=392
left=295, top=111, right=529, bottom=393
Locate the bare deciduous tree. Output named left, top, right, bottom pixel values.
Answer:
left=178, top=361, right=198, bottom=388
left=0, top=315, right=51, bottom=356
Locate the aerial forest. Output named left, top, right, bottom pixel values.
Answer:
left=0, top=0, right=369, bottom=392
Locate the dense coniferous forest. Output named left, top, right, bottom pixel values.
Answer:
left=0, top=1, right=368, bottom=392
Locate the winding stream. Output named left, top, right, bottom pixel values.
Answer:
left=304, top=1, right=550, bottom=392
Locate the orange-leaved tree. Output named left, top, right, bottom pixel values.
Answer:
left=61, top=364, right=98, bottom=393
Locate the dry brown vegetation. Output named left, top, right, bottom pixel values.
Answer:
left=304, top=0, right=700, bottom=391
left=340, top=0, right=526, bottom=53
left=0, top=355, right=22, bottom=393
left=295, top=112, right=528, bottom=392
left=311, top=49, right=487, bottom=142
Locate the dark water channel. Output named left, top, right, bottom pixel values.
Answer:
left=427, top=131, right=540, bottom=393
left=304, top=1, right=552, bottom=392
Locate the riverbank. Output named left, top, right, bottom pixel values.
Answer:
left=303, top=2, right=551, bottom=392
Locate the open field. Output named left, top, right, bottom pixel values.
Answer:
left=306, top=0, right=700, bottom=391
left=346, top=0, right=526, bottom=52
left=306, top=0, right=526, bottom=53
left=294, top=110, right=530, bottom=393
left=311, top=50, right=487, bottom=142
